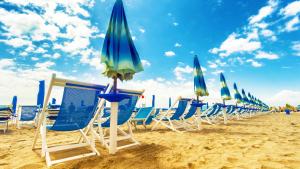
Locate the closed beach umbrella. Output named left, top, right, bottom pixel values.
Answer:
left=220, top=73, right=231, bottom=101
left=220, top=73, right=231, bottom=124
left=11, top=96, right=17, bottom=116
left=51, top=98, right=56, bottom=105
left=101, top=0, right=143, bottom=90
left=194, top=55, right=209, bottom=101
left=100, top=0, right=143, bottom=154
left=233, top=83, right=242, bottom=103
left=37, top=80, right=45, bottom=107
left=241, top=89, right=249, bottom=104
left=152, top=95, right=155, bottom=107
left=169, top=97, right=172, bottom=108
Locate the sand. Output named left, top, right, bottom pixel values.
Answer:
left=1, top=113, right=300, bottom=169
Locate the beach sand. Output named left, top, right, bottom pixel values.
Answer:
left=1, top=113, right=300, bottom=169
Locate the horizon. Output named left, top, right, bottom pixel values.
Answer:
left=0, top=0, right=300, bottom=107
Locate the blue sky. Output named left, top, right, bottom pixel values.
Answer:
left=0, top=0, right=300, bottom=106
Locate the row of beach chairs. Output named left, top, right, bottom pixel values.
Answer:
left=0, top=75, right=269, bottom=166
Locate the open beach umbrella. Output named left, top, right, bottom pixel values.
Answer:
left=220, top=73, right=231, bottom=101
left=101, top=0, right=143, bottom=92
left=194, top=55, right=209, bottom=101
left=233, top=83, right=242, bottom=104
left=11, top=96, right=17, bottom=116
left=37, top=80, right=45, bottom=108
left=100, top=0, right=143, bottom=154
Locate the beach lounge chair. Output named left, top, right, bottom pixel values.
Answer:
left=0, top=106, right=12, bottom=133
left=92, top=89, right=144, bottom=152
left=17, top=105, right=39, bottom=129
left=199, top=104, right=223, bottom=124
left=151, top=97, right=192, bottom=132
left=180, top=103, right=202, bottom=130
left=32, top=74, right=112, bottom=166
left=131, top=107, right=155, bottom=129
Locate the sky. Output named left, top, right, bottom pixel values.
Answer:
left=0, top=0, right=300, bottom=107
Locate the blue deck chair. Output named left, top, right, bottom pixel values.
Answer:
left=130, top=107, right=155, bottom=129
left=32, top=74, right=112, bottom=167
left=180, top=103, right=203, bottom=130
left=151, top=97, right=192, bottom=132
left=199, top=104, right=223, bottom=124
left=0, top=106, right=12, bottom=133
left=93, top=88, right=144, bottom=152
left=17, top=105, right=38, bottom=129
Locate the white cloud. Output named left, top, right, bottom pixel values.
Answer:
left=268, top=90, right=300, bottom=106
left=260, top=29, right=274, bottom=37
left=248, top=0, right=278, bottom=24
left=0, top=37, right=32, bottom=48
left=164, top=51, right=176, bottom=57
left=291, top=41, right=300, bottom=56
left=208, top=61, right=218, bottom=69
left=99, top=33, right=106, bottom=39
left=280, top=1, right=300, bottom=17
left=139, top=28, right=145, bottom=33
left=53, top=53, right=61, bottom=59
left=255, top=51, right=279, bottom=60
left=0, top=58, right=70, bottom=105
left=210, top=33, right=261, bottom=57
left=79, top=49, right=104, bottom=70
left=174, top=43, right=182, bottom=48
left=284, top=16, right=300, bottom=32
left=173, top=22, right=179, bottom=26
left=20, top=52, right=28, bottom=57
left=35, top=61, right=55, bottom=69
left=141, top=59, right=151, bottom=67
left=0, top=59, right=15, bottom=69
left=211, top=69, right=224, bottom=75
left=246, top=59, right=262, bottom=67
left=173, top=65, right=193, bottom=80
left=35, top=47, right=47, bottom=54
left=31, top=57, right=39, bottom=61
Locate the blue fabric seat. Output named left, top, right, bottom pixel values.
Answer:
left=101, top=93, right=139, bottom=127
left=163, top=98, right=190, bottom=121
left=20, top=106, right=38, bottom=121
left=183, top=104, right=197, bottom=119
left=47, top=84, right=105, bottom=131
left=132, top=107, right=155, bottom=126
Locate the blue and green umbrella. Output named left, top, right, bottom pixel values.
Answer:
left=194, top=55, right=209, bottom=101
left=241, top=89, right=249, bottom=104
left=233, top=83, right=243, bottom=103
left=220, top=73, right=231, bottom=101
left=101, top=0, right=143, bottom=92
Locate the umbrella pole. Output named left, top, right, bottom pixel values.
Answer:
left=110, top=76, right=118, bottom=154
left=223, top=99, right=227, bottom=124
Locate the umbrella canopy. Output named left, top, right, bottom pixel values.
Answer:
left=241, top=89, right=249, bottom=104
left=220, top=73, right=231, bottom=100
left=233, top=83, right=243, bottom=103
left=11, top=96, right=17, bottom=115
left=194, top=55, right=209, bottom=98
left=101, top=0, right=143, bottom=82
left=37, top=80, right=45, bottom=107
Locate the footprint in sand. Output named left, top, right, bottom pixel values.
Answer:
left=18, top=163, right=44, bottom=169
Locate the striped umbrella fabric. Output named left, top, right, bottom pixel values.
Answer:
left=194, top=55, right=209, bottom=97
left=241, top=89, right=249, bottom=104
left=220, top=73, right=231, bottom=100
left=11, top=96, right=17, bottom=116
left=37, top=80, right=45, bottom=107
left=101, top=0, right=143, bottom=81
left=233, top=83, right=243, bottom=103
